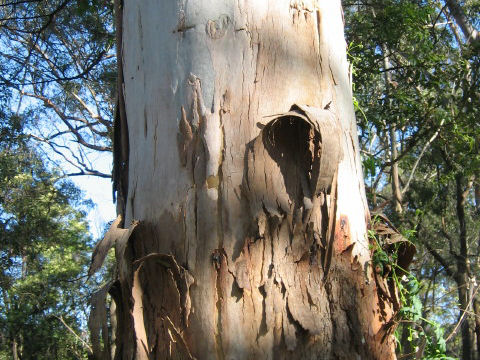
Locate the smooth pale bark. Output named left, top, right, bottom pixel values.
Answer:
left=455, top=175, right=473, bottom=360
left=380, top=41, right=402, bottom=216
left=445, top=0, right=478, bottom=46
left=101, top=1, right=399, bottom=359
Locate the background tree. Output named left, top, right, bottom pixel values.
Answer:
left=0, top=87, right=95, bottom=359
left=344, top=0, right=480, bottom=358
left=0, top=2, right=118, bottom=359
left=0, top=0, right=116, bottom=177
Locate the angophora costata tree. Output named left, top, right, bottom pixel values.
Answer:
left=90, top=1, right=414, bottom=359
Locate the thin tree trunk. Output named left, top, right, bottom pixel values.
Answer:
left=475, top=184, right=480, bottom=212
left=12, top=337, right=19, bottom=360
left=381, top=46, right=403, bottom=215
left=473, top=297, right=480, bottom=359
left=96, top=2, right=401, bottom=359
left=457, top=273, right=472, bottom=360
left=456, top=174, right=472, bottom=360
left=389, top=124, right=403, bottom=214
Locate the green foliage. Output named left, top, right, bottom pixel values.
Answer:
left=345, top=1, right=479, bottom=356
left=0, top=101, right=93, bottom=358
left=0, top=1, right=117, bottom=357
left=368, top=218, right=454, bottom=359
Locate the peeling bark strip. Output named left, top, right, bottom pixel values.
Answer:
left=88, top=215, right=137, bottom=277
left=94, top=1, right=401, bottom=359
left=112, top=0, right=129, bottom=219
left=263, top=104, right=342, bottom=194
left=246, top=104, right=341, bottom=222
left=370, top=213, right=416, bottom=273
left=88, top=216, right=139, bottom=360
left=133, top=253, right=194, bottom=328
left=131, top=254, right=195, bottom=359
left=368, top=214, right=416, bottom=315
left=89, top=281, right=113, bottom=360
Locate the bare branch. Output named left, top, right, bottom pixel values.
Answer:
left=402, top=119, right=445, bottom=195
left=53, top=314, right=93, bottom=355
left=424, top=241, right=456, bottom=278
left=29, top=134, right=111, bottom=179
left=21, top=91, right=111, bottom=152
left=72, top=92, right=103, bottom=121
left=446, top=283, right=480, bottom=342
left=67, top=171, right=111, bottom=178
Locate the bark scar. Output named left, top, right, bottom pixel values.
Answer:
left=181, top=74, right=223, bottom=191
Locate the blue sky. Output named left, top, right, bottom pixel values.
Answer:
left=71, top=153, right=116, bottom=240
left=14, top=93, right=117, bottom=240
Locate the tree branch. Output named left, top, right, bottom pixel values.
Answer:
left=445, top=0, right=479, bottom=46
left=424, top=241, right=456, bottom=278
left=53, top=315, right=93, bottom=355
left=402, top=119, right=445, bottom=195
left=21, top=91, right=111, bottom=152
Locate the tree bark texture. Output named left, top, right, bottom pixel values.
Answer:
left=456, top=175, right=473, bottom=360
left=473, top=298, right=480, bottom=359
left=98, top=1, right=399, bottom=359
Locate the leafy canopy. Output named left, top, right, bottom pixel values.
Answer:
left=0, top=90, right=93, bottom=359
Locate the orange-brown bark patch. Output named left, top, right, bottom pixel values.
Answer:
left=334, top=214, right=352, bottom=254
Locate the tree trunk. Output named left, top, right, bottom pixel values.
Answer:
left=12, top=337, right=19, bottom=360
left=473, top=297, right=480, bottom=359
left=445, top=0, right=479, bottom=46
left=102, top=1, right=398, bottom=359
left=456, top=174, right=473, bottom=360
left=456, top=271, right=472, bottom=360
left=381, top=45, right=402, bottom=216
